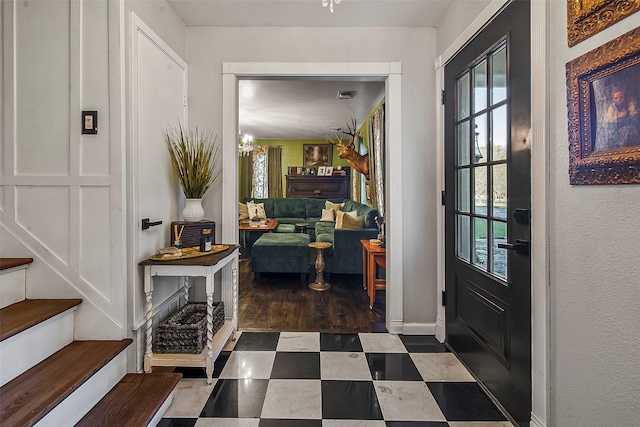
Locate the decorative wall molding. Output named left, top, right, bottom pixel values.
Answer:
left=0, top=0, right=127, bottom=338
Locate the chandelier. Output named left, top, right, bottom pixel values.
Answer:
left=238, top=133, right=256, bottom=156
left=322, top=0, right=341, bottom=13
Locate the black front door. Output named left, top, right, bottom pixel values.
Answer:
left=444, top=1, right=531, bottom=425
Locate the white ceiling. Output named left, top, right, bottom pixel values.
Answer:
left=167, top=0, right=452, bottom=139
left=239, top=79, right=385, bottom=139
left=167, top=0, right=453, bottom=28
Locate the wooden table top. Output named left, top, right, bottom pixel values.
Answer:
left=238, top=219, right=279, bottom=231
left=139, top=244, right=240, bottom=266
left=360, top=239, right=386, bottom=253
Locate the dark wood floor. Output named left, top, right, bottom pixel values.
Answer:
left=238, top=258, right=386, bottom=333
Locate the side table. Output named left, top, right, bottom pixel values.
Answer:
left=139, top=245, right=240, bottom=384
left=360, top=239, right=386, bottom=308
left=309, top=241, right=332, bottom=291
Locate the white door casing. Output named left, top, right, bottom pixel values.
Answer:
left=221, top=62, right=403, bottom=333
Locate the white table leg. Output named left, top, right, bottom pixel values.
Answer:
left=144, top=289, right=153, bottom=373
left=206, top=291, right=214, bottom=384
left=184, top=276, right=190, bottom=304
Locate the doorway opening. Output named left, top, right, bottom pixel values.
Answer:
left=220, top=62, right=404, bottom=335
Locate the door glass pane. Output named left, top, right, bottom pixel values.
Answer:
left=474, top=166, right=487, bottom=215
left=457, top=169, right=470, bottom=213
left=457, top=215, right=470, bottom=262
left=473, top=60, right=487, bottom=113
left=492, top=105, right=507, bottom=161
left=473, top=217, right=487, bottom=269
left=492, top=220, right=507, bottom=280
left=457, top=72, right=470, bottom=119
left=491, top=45, right=507, bottom=105
left=473, top=114, right=487, bottom=164
left=457, top=121, right=470, bottom=166
left=491, top=164, right=507, bottom=219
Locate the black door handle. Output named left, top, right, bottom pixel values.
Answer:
left=498, top=239, right=529, bottom=256
left=142, top=218, right=163, bottom=230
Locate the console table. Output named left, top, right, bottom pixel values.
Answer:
left=286, top=175, right=349, bottom=198
left=139, top=245, right=240, bottom=384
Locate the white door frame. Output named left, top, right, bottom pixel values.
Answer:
left=434, top=1, right=549, bottom=426
left=128, top=13, right=188, bottom=336
left=221, top=62, right=404, bottom=333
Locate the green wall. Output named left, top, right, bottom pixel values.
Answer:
left=248, top=139, right=350, bottom=196
left=239, top=98, right=385, bottom=199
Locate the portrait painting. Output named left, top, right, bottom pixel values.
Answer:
left=591, top=63, right=640, bottom=152
left=566, top=27, right=640, bottom=184
left=303, top=144, right=332, bottom=167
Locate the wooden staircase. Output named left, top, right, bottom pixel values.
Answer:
left=0, top=258, right=181, bottom=426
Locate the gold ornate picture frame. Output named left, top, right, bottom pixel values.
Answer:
left=567, top=0, right=640, bottom=47
left=566, top=27, right=640, bottom=184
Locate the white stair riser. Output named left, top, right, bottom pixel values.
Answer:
left=148, top=392, right=174, bottom=427
left=34, top=350, right=127, bottom=427
left=0, top=309, right=76, bottom=386
left=0, top=269, right=27, bottom=309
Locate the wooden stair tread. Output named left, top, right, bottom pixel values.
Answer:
left=76, top=373, right=183, bottom=427
left=0, top=258, right=34, bottom=271
left=0, top=339, right=132, bottom=427
left=0, top=298, right=83, bottom=342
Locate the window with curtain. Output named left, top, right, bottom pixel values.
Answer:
left=252, top=145, right=269, bottom=198
left=249, top=145, right=283, bottom=199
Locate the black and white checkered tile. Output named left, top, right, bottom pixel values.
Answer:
left=158, top=332, right=514, bottom=427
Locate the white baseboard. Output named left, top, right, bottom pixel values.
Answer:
left=531, top=412, right=547, bottom=427
left=435, top=317, right=445, bottom=343
left=402, top=323, right=436, bottom=335
left=387, top=319, right=404, bottom=334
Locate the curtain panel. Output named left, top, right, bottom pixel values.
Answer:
left=239, top=153, right=253, bottom=201
left=368, top=104, right=385, bottom=216
left=267, top=146, right=283, bottom=198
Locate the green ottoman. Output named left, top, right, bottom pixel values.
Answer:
left=252, top=233, right=310, bottom=282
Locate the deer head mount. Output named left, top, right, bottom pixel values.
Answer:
left=327, top=118, right=370, bottom=180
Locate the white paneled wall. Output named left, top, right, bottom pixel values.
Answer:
left=1, top=0, right=125, bottom=339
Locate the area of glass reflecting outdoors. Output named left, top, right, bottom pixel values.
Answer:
left=454, top=42, right=508, bottom=280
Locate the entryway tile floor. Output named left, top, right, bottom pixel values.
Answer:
left=158, top=332, right=514, bottom=427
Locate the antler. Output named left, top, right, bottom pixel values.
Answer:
left=326, top=132, right=345, bottom=148
left=342, top=118, right=357, bottom=138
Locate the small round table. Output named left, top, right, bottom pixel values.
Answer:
left=295, top=222, right=309, bottom=233
left=308, top=241, right=332, bottom=292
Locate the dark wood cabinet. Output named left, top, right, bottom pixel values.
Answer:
left=286, top=175, right=349, bottom=199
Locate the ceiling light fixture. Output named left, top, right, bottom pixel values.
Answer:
left=238, top=133, right=255, bottom=156
left=322, top=0, right=341, bottom=13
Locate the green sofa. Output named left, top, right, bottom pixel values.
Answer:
left=242, top=197, right=379, bottom=275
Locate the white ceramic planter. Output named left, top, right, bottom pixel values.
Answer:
left=183, top=198, right=204, bottom=222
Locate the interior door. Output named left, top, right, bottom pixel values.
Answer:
left=444, top=1, right=531, bottom=425
left=131, top=15, right=187, bottom=326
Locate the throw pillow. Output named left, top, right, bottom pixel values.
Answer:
left=247, top=201, right=266, bottom=220
left=321, top=208, right=335, bottom=221
left=325, top=201, right=345, bottom=211
left=335, top=210, right=358, bottom=229
left=342, top=214, right=364, bottom=229
left=238, top=202, right=249, bottom=220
